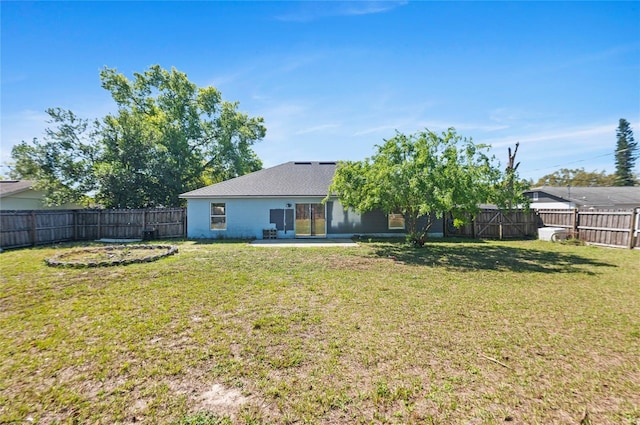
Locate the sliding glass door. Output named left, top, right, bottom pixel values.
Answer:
left=295, top=203, right=326, bottom=237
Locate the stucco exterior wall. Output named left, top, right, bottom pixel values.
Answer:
left=186, top=197, right=327, bottom=239
left=187, top=197, right=444, bottom=240
left=326, top=201, right=443, bottom=237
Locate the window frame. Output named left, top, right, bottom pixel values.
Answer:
left=388, top=212, right=406, bottom=230
left=210, top=202, right=227, bottom=230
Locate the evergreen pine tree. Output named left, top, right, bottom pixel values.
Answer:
left=614, top=118, right=637, bottom=186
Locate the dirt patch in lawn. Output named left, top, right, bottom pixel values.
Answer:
left=200, top=383, right=249, bottom=411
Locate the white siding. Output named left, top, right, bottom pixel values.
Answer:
left=531, top=201, right=574, bottom=209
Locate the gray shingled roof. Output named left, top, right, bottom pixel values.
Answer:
left=529, top=186, right=640, bottom=207
left=0, top=180, right=36, bottom=197
left=180, top=162, right=337, bottom=198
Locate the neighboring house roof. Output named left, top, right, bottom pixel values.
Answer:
left=527, top=186, right=640, bottom=208
left=180, top=161, right=338, bottom=198
left=0, top=180, right=36, bottom=197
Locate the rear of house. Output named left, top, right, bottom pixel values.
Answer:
left=180, top=161, right=443, bottom=240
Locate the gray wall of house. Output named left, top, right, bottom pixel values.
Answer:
left=325, top=201, right=444, bottom=237
left=185, top=197, right=444, bottom=239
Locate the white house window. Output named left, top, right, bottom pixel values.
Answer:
left=388, top=213, right=405, bottom=230
left=210, top=203, right=227, bottom=230
left=533, top=192, right=539, bottom=201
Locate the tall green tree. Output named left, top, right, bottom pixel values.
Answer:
left=10, top=108, right=99, bottom=206
left=10, top=65, right=267, bottom=208
left=614, top=118, right=638, bottom=186
left=533, top=168, right=616, bottom=187
left=97, top=65, right=266, bottom=207
left=327, top=128, right=528, bottom=245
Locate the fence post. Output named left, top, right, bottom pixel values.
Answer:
left=183, top=207, right=187, bottom=238
left=471, top=216, right=476, bottom=239
left=629, top=208, right=637, bottom=249
left=142, top=209, right=147, bottom=234
left=97, top=209, right=102, bottom=240
left=30, top=211, right=37, bottom=246
left=73, top=210, right=78, bottom=242
left=573, top=208, right=579, bottom=239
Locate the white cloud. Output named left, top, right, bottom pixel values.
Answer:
left=339, top=1, right=409, bottom=16
left=295, top=123, right=341, bottom=135
left=483, top=124, right=614, bottom=149
left=352, top=124, right=402, bottom=137
left=275, top=1, right=407, bottom=22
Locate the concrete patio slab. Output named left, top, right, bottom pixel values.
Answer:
left=250, top=239, right=359, bottom=247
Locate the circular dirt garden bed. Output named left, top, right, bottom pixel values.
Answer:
left=46, top=244, right=178, bottom=268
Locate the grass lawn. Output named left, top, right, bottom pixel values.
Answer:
left=1, top=239, right=638, bottom=424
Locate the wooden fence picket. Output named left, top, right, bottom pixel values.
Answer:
left=0, top=208, right=186, bottom=250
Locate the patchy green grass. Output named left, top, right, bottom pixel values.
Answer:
left=1, top=239, right=638, bottom=424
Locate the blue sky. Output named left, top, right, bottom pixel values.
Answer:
left=2, top=1, right=639, bottom=182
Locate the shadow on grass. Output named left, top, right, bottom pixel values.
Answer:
left=370, top=238, right=615, bottom=274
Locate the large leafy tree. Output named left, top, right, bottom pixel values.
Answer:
left=96, top=65, right=266, bottom=207
left=533, top=168, right=616, bottom=187
left=10, top=108, right=100, bottom=206
left=10, top=65, right=266, bottom=208
left=327, top=128, right=528, bottom=245
left=614, top=118, right=637, bottom=186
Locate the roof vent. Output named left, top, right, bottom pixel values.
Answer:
left=294, top=162, right=312, bottom=165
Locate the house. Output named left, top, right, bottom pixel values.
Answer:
left=524, top=186, right=640, bottom=209
left=179, top=161, right=444, bottom=240
left=0, top=180, right=84, bottom=210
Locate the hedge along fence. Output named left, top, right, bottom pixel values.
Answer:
left=0, top=208, right=186, bottom=250
left=537, top=208, right=640, bottom=249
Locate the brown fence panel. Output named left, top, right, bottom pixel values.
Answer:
left=577, top=209, right=634, bottom=248
left=633, top=208, right=640, bottom=249
left=74, top=210, right=100, bottom=241
left=536, top=209, right=576, bottom=230
left=0, top=210, right=75, bottom=248
left=536, top=208, right=639, bottom=248
left=449, top=209, right=537, bottom=239
left=34, top=211, right=75, bottom=245
left=144, top=208, right=186, bottom=238
left=501, top=209, right=538, bottom=238
left=0, top=211, right=32, bottom=248
left=99, top=209, right=145, bottom=239
left=0, top=208, right=186, bottom=249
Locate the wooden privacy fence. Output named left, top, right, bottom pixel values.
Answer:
left=0, top=208, right=186, bottom=250
left=537, top=208, right=640, bottom=249
left=446, top=209, right=538, bottom=239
